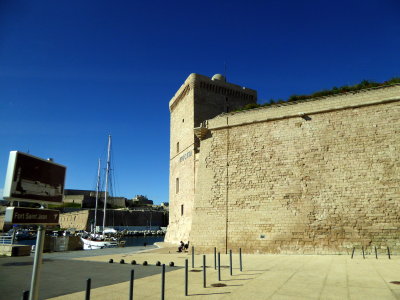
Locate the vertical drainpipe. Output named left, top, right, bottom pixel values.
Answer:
left=225, top=115, right=229, bottom=254
left=191, top=84, right=196, bottom=244
left=192, top=144, right=196, bottom=243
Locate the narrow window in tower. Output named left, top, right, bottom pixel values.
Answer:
left=181, top=204, right=184, bottom=216
left=176, top=178, right=179, bottom=194
left=177, top=142, right=180, bottom=154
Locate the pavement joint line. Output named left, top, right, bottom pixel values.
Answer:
left=317, top=255, right=333, bottom=299
left=267, top=256, right=314, bottom=299
left=345, top=257, right=351, bottom=299
left=371, top=258, right=400, bottom=299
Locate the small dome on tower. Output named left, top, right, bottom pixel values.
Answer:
left=211, top=74, right=226, bottom=82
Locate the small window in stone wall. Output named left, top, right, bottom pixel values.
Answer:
left=177, top=142, right=179, bottom=153
left=176, top=178, right=179, bottom=194
left=181, top=204, right=184, bottom=216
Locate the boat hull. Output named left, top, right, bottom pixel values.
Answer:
left=80, top=237, right=118, bottom=250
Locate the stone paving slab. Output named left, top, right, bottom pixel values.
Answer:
left=43, top=248, right=400, bottom=300
left=2, top=244, right=399, bottom=300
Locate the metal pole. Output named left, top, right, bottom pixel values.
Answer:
left=214, top=247, right=217, bottom=270
left=94, top=158, right=101, bottom=235
left=102, top=135, right=112, bottom=232
left=129, top=269, right=134, bottom=300
left=29, top=225, right=45, bottom=300
left=185, top=259, right=188, bottom=296
left=362, top=246, right=365, bottom=259
left=85, top=278, right=91, bottom=300
left=161, top=264, right=165, bottom=300
left=239, top=248, right=242, bottom=272
left=11, top=228, right=16, bottom=245
left=229, top=249, right=232, bottom=276
left=387, top=247, right=391, bottom=259
left=22, top=290, right=29, bottom=300
left=375, top=246, right=378, bottom=259
left=351, top=247, right=355, bottom=259
left=218, top=252, right=221, bottom=281
left=203, top=255, right=206, bottom=288
left=192, top=246, right=194, bottom=268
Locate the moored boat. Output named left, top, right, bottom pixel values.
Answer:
left=80, top=135, right=125, bottom=250
left=80, top=233, right=118, bottom=250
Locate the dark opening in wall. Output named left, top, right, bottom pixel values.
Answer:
left=176, top=178, right=179, bottom=194
left=181, top=204, right=184, bottom=216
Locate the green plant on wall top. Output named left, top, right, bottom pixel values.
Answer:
left=236, top=77, right=400, bottom=112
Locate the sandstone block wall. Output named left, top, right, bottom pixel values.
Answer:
left=59, top=210, right=90, bottom=230
left=190, top=85, right=400, bottom=254
left=165, top=76, right=197, bottom=243
left=60, top=209, right=168, bottom=231
left=0, top=215, right=5, bottom=232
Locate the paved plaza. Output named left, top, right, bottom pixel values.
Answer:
left=1, top=243, right=399, bottom=299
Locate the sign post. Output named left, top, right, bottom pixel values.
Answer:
left=3, top=151, right=66, bottom=300
left=30, top=224, right=45, bottom=300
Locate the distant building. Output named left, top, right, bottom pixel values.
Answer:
left=126, top=195, right=153, bottom=207
left=63, top=189, right=126, bottom=209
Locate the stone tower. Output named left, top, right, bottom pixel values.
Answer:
left=165, top=73, right=257, bottom=243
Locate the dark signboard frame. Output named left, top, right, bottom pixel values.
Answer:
left=3, top=151, right=66, bottom=204
left=5, top=207, right=60, bottom=225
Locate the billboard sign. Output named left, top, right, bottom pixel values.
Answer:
left=5, top=207, right=60, bottom=225
left=3, top=151, right=66, bottom=204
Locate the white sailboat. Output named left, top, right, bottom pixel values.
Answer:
left=81, top=135, right=120, bottom=250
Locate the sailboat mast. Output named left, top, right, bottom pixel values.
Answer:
left=102, top=135, right=111, bottom=232
left=94, top=158, right=101, bottom=234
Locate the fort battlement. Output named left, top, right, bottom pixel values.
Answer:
left=208, top=83, right=400, bottom=130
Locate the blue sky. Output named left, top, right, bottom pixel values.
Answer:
left=0, top=0, right=399, bottom=204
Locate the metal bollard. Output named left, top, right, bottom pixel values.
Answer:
left=387, top=247, right=391, bottom=259
left=129, top=269, right=134, bottom=300
left=161, top=264, right=165, bottom=300
left=85, top=278, right=91, bottom=300
left=362, top=246, right=365, bottom=259
left=192, top=246, right=195, bottom=268
left=214, top=247, right=217, bottom=270
left=375, top=246, right=378, bottom=259
left=203, top=255, right=206, bottom=288
left=239, top=248, right=243, bottom=272
left=22, top=290, right=29, bottom=300
left=218, top=252, right=221, bottom=281
left=229, top=249, right=233, bottom=276
left=185, top=259, right=188, bottom=296
left=351, top=247, right=355, bottom=259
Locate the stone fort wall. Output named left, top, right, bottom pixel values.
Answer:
left=179, top=81, right=400, bottom=254
left=60, top=209, right=168, bottom=231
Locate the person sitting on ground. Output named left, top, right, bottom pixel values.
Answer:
left=178, top=241, right=184, bottom=252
